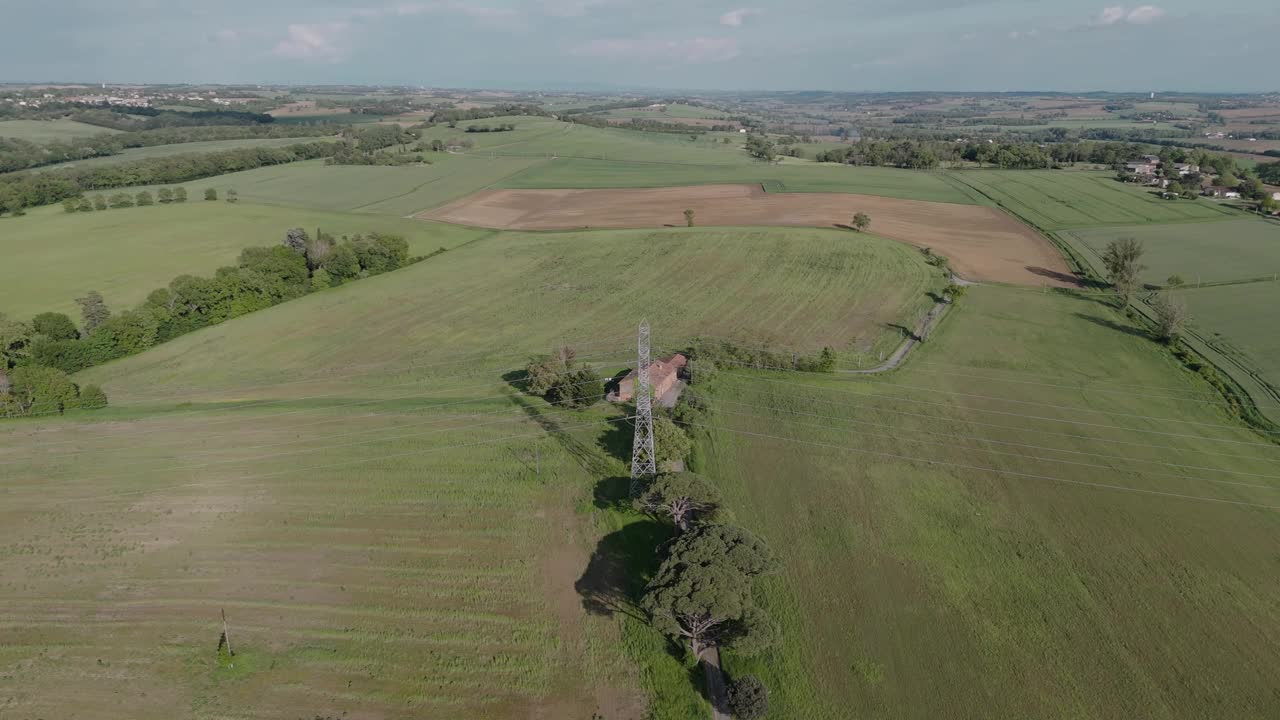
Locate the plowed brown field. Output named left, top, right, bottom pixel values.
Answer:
left=421, top=184, right=1076, bottom=286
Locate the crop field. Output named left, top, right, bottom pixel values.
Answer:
left=500, top=158, right=982, bottom=204
left=694, top=285, right=1280, bottom=719
left=0, top=119, right=119, bottom=142
left=0, top=227, right=939, bottom=718
left=1178, top=280, right=1280, bottom=395
left=946, top=170, right=1238, bottom=230
left=33, top=136, right=341, bottom=172
left=480, top=121, right=754, bottom=165
left=423, top=184, right=1069, bottom=286
left=0, top=202, right=489, bottom=318
left=125, top=155, right=547, bottom=217
left=1061, top=219, right=1280, bottom=285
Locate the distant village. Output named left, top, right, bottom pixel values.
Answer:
left=1, top=87, right=258, bottom=110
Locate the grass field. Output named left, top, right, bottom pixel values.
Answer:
left=0, top=227, right=938, bottom=718
left=0, top=119, right=119, bottom=142
left=0, top=202, right=489, bottom=318
left=501, top=158, right=982, bottom=204
left=33, top=136, right=340, bottom=172
left=1178, top=280, right=1280, bottom=396
left=696, top=285, right=1280, bottom=719
left=1061, top=219, right=1280, bottom=284
left=946, top=170, right=1239, bottom=230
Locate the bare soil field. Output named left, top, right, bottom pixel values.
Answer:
left=422, top=184, right=1074, bottom=286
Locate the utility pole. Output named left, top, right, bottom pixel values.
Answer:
left=630, top=320, right=657, bottom=496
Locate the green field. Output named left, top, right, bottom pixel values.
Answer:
left=0, top=227, right=938, bottom=718
left=0, top=119, right=119, bottom=142
left=946, top=170, right=1239, bottom=230
left=596, top=103, right=730, bottom=121
left=501, top=157, right=981, bottom=204
left=0, top=202, right=489, bottom=318
left=33, top=136, right=340, bottom=172
left=697, top=285, right=1280, bottom=719
left=1062, top=219, right=1280, bottom=284
left=1178, top=280, right=1280, bottom=398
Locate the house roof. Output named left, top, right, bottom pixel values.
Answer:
left=621, top=353, right=687, bottom=386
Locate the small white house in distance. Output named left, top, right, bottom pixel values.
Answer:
left=739, top=128, right=747, bottom=133
left=1203, top=186, right=1241, bottom=199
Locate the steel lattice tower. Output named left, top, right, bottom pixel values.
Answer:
left=630, top=320, right=657, bottom=492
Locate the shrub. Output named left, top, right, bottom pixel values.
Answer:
left=726, top=675, right=769, bottom=720
left=76, top=384, right=108, bottom=410
left=92, top=194, right=108, bottom=211
left=173, top=186, right=187, bottom=203
left=204, top=187, right=217, bottom=201
left=310, top=268, right=333, bottom=291
left=135, top=190, right=154, bottom=206
left=62, top=198, right=79, bottom=213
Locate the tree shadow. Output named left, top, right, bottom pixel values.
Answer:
left=575, top=512, right=671, bottom=620
left=598, top=418, right=634, bottom=465
left=884, top=322, right=920, bottom=342
left=1024, top=265, right=1100, bottom=289
left=1073, top=312, right=1151, bottom=339
left=925, top=290, right=945, bottom=303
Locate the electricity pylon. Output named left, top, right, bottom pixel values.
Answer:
left=629, top=320, right=656, bottom=494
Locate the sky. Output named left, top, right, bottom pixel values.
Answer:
left=3, top=0, right=1278, bottom=92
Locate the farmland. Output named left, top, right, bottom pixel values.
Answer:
left=0, top=119, right=119, bottom=142
left=945, top=170, right=1238, bottom=230
left=697, top=285, right=1280, bottom=719
left=1061, top=219, right=1280, bottom=285
left=0, top=202, right=488, bottom=317
left=0, top=227, right=939, bottom=718
left=1177, top=280, right=1280, bottom=400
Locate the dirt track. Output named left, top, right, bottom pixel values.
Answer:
left=421, top=184, right=1076, bottom=287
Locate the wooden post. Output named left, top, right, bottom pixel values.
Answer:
left=221, top=608, right=234, bottom=656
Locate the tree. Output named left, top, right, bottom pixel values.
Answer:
left=634, top=471, right=722, bottom=533
left=1166, top=274, right=1185, bottom=288
left=1101, top=237, right=1145, bottom=308
left=204, top=187, right=218, bottom=201
left=852, top=212, right=871, bottom=231
left=157, top=187, right=174, bottom=204
left=226, top=189, right=238, bottom=203
left=135, top=190, right=154, bottom=206
left=653, top=414, right=692, bottom=469
left=108, top=192, right=134, bottom=208
left=92, top=194, right=108, bottom=211
left=310, top=268, right=333, bottom=291
left=31, top=312, right=79, bottom=341
left=557, top=365, right=604, bottom=408
left=944, top=283, right=968, bottom=302
left=2, top=365, right=79, bottom=416
left=684, top=208, right=696, bottom=227
left=77, top=197, right=94, bottom=212
left=0, top=313, right=32, bottom=369
left=75, top=290, right=111, bottom=333
left=641, top=524, right=778, bottom=659
left=173, top=186, right=187, bottom=203
left=62, top=198, right=79, bottom=213
left=726, top=675, right=769, bottom=720
left=284, top=227, right=310, bottom=255
left=76, top=384, right=109, bottom=410
left=1152, top=290, right=1188, bottom=344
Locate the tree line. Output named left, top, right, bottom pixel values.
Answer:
left=325, top=124, right=426, bottom=165
left=1, top=228, right=423, bottom=398
left=0, top=141, right=338, bottom=214
left=0, top=124, right=339, bottom=173
left=60, top=185, right=189, bottom=213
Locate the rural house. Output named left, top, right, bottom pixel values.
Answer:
left=1125, top=161, right=1157, bottom=175
left=612, top=353, right=688, bottom=403
left=1203, top=186, right=1241, bottom=198
left=1175, top=163, right=1200, bottom=176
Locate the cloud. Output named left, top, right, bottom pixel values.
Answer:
left=574, top=36, right=740, bottom=63
left=719, top=8, right=763, bottom=27
left=1095, top=5, right=1165, bottom=26
left=272, top=22, right=351, bottom=62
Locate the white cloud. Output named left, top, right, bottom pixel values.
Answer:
left=575, top=36, right=740, bottom=63
left=1095, top=5, right=1165, bottom=26
left=272, top=22, right=351, bottom=62
left=719, top=8, right=763, bottom=27
left=1125, top=5, right=1165, bottom=24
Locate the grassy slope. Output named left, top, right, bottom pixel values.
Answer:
left=0, top=202, right=489, bottom=318
left=946, top=170, right=1238, bottom=230
left=32, top=136, right=340, bottom=172
left=1062, top=219, right=1280, bottom=284
left=0, top=119, right=120, bottom=142
left=697, top=285, right=1280, bottom=720
left=0, top=228, right=936, bottom=719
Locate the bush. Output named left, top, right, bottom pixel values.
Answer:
left=135, top=190, right=154, bottom=206
left=310, top=268, right=333, bottom=291
left=76, top=384, right=108, bottom=410
left=31, top=312, right=79, bottom=341
left=653, top=413, right=693, bottom=469
left=2, top=365, right=79, bottom=416
left=726, top=675, right=769, bottom=720
left=204, top=187, right=217, bottom=201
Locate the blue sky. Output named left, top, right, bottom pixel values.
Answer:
left=3, top=1, right=1277, bottom=91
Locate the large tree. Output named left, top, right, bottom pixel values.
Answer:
left=851, top=212, right=871, bottom=232
left=1152, top=291, right=1189, bottom=344
left=31, top=312, right=79, bottom=341
left=74, top=291, right=111, bottom=333
left=634, top=471, right=722, bottom=533
left=1101, top=237, right=1146, bottom=308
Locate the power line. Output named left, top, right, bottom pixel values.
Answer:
left=683, top=421, right=1280, bottom=512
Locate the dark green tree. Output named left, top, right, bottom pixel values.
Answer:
left=1101, top=237, right=1145, bottom=308
left=92, top=194, right=108, bottom=211
left=62, top=198, right=79, bottom=213
left=31, top=312, right=79, bottom=341
left=204, top=187, right=218, bottom=201
left=76, top=384, right=109, bottom=410
left=135, top=190, right=154, bottom=206
left=108, top=192, right=134, bottom=208
left=157, top=187, right=174, bottom=204
left=684, top=208, right=696, bottom=227
left=173, top=186, right=187, bottom=202
left=634, top=471, right=722, bottom=533
left=852, top=212, right=871, bottom=231
left=727, top=675, right=769, bottom=720
left=653, top=414, right=692, bottom=469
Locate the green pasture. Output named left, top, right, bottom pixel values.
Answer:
left=1178, top=280, right=1280, bottom=395
left=0, top=119, right=119, bottom=142
left=33, top=136, right=341, bottom=172
left=1061, top=219, right=1280, bottom=285
left=478, top=120, right=751, bottom=165
left=500, top=157, right=982, bottom=204
left=0, top=226, right=937, bottom=717
left=595, top=103, right=730, bottom=120
left=0, top=201, right=488, bottom=318
left=698, top=284, right=1280, bottom=719
left=946, top=170, right=1239, bottom=229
